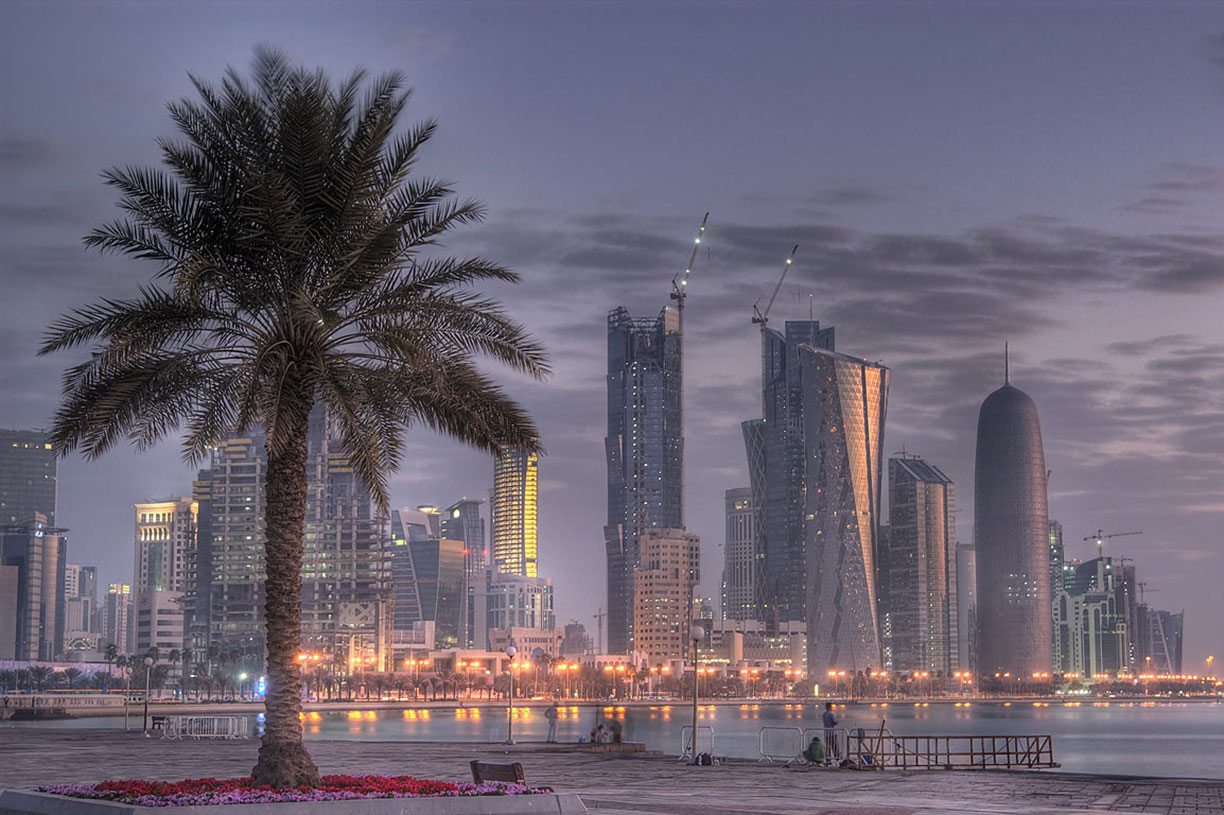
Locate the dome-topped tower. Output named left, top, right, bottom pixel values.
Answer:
left=974, top=349, right=1051, bottom=679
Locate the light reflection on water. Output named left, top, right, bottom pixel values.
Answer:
left=6, top=700, right=1221, bottom=779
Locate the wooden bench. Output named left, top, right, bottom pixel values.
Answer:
left=468, top=761, right=551, bottom=791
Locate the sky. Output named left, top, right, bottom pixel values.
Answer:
left=1, top=1, right=1222, bottom=668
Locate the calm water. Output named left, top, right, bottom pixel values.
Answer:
left=6, top=700, right=1222, bottom=780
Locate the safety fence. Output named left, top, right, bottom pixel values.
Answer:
left=756, top=726, right=1056, bottom=770
left=157, top=715, right=250, bottom=740
left=1, top=694, right=125, bottom=709
left=679, top=725, right=715, bottom=758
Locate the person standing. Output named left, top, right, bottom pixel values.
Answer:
left=545, top=702, right=560, bottom=743
left=822, top=702, right=840, bottom=762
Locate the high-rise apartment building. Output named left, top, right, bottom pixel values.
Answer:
left=748, top=321, right=836, bottom=628
left=200, top=412, right=390, bottom=673
left=1, top=429, right=57, bottom=527
left=134, top=498, right=197, bottom=592
left=721, top=487, right=757, bottom=622
left=0, top=513, right=67, bottom=660
left=883, top=456, right=957, bottom=675
left=801, top=347, right=888, bottom=678
left=605, top=305, right=684, bottom=654
left=632, top=528, right=700, bottom=661
left=974, top=365, right=1051, bottom=679
left=491, top=451, right=538, bottom=578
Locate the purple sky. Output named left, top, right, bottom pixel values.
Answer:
left=2, top=2, right=1222, bottom=668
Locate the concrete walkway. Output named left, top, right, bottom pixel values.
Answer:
left=0, top=729, right=1220, bottom=815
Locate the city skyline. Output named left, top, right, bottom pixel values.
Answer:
left=2, top=3, right=1223, bottom=668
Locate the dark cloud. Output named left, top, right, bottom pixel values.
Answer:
left=0, top=136, right=63, bottom=168
left=805, top=184, right=896, bottom=207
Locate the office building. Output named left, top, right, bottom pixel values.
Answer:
left=801, top=346, right=888, bottom=679
left=721, top=487, right=758, bottom=622
left=605, top=305, right=685, bottom=654
left=134, top=498, right=196, bottom=593
left=956, top=543, right=977, bottom=673
left=1, top=429, right=57, bottom=526
left=632, top=528, right=700, bottom=661
left=562, top=622, right=592, bottom=657
left=101, top=583, right=132, bottom=654
left=883, top=456, right=957, bottom=675
left=1143, top=608, right=1183, bottom=674
left=1048, top=520, right=1064, bottom=669
left=442, top=498, right=486, bottom=648
left=0, top=565, right=20, bottom=659
left=133, top=588, right=185, bottom=656
left=476, top=571, right=556, bottom=650
left=1054, top=557, right=1128, bottom=677
left=491, top=450, right=538, bottom=578
left=390, top=508, right=465, bottom=649
left=973, top=363, right=1051, bottom=679
left=749, top=321, right=836, bottom=628
left=0, top=513, right=67, bottom=660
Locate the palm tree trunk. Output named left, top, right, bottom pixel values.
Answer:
left=251, top=407, right=320, bottom=787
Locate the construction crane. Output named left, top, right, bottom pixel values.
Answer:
left=1137, top=582, right=1161, bottom=605
left=1082, top=529, right=1142, bottom=559
left=670, top=212, right=710, bottom=314
left=752, top=245, right=799, bottom=329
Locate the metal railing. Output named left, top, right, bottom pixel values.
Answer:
left=679, top=725, right=715, bottom=759
left=1, top=693, right=125, bottom=709
left=801, top=727, right=850, bottom=764
left=835, top=731, right=1056, bottom=770
left=159, top=715, right=250, bottom=740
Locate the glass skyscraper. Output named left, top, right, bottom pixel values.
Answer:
left=974, top=371, right=1051, bottom=679
left=490, top=450, right=537, bottom=578
left=800, top=346, right=889, bottom=678
left=1, top=429, right=57, bottom=527
left=721, top=487, right=757, bottom=622
left=605, top=305, right=684, bottom=654
left=883, top=456, right=957, bottom=675
left=749, top=321, right=835, bottom=628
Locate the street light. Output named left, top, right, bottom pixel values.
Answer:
left=688, top=624, right=705, bottom=759
left=141, top=657, right=154, bottom=736
left=505, top=645, right=518, bottom=744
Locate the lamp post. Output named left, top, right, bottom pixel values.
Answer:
left=688, top=624, right=705, bottom=759
left=141, top=657, right=154, bottom=736
left=505, top=645, right=518, bottom=744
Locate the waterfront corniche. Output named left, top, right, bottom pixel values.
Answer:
left=0, top=791, right=589, bottom=815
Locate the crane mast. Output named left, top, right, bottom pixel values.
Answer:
left=671, top=212, right=710, bottom=315
left=1082, top=529, right=1143, bottom=559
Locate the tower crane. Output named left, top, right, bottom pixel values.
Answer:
left=752, top=245, right=799, bottom=329
left=1082, top=529, right=1142, bottom=559
left=670, top=212, right=709, bottom=315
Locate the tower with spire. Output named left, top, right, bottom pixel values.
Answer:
left=973, top=348, right=1052, bottom=679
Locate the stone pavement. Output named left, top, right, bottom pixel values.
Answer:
left=0, top=729, right=1220, bottom=815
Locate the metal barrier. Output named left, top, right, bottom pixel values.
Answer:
left=1, top=694, right=125, bottom=709
left=801, top=727, right=850, bottom=764
left=759, top=726, right=804, bottom=763
left=679, top=725, right=715, bottom=759
left=162, top=715, right=249, bottom=740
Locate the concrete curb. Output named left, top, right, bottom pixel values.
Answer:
left=0, top=791, right=587, bottom=815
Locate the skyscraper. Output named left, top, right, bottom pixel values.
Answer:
left=748, top=321, right=835, bottom=628
left=801, top=347, right=889, bottom=678
left=0, top=429, right=57, bottom=527
left=390, top=508, right=464, bottom=648
left=721, top=487, right=758, bottom=622
left=1048, top=520, right=1064, bottom=670
left=974, top=361, right=1051, bottom=678
left=605, top=305, right=684, bottom=654
left=956, top=543, right=976, bottom=672
left=490, top=450, right=537, bottom=577
left=133, top=498, right=197, bottom=592
left=201, top=411, right=391, bottom=672
left=883, top=456, right=957, bottom=675
left=0, top=512, right=67, bottom=660
left=101, top=582, right=132, bottom=654
left=443, top=498, right=486, bottom=648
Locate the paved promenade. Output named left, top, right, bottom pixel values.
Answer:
left=0, top=729, right=1220, bottom=815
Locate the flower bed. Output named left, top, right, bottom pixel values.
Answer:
left=39, top=776, right=544, bottom=807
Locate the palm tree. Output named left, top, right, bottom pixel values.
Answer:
left=40, top=49, right=546, bottom=786
left=103, top=644, right=119, bottom=691
left=61, top=668, right=84, bottom=689
left=28, top=665, right=53, bottom=692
